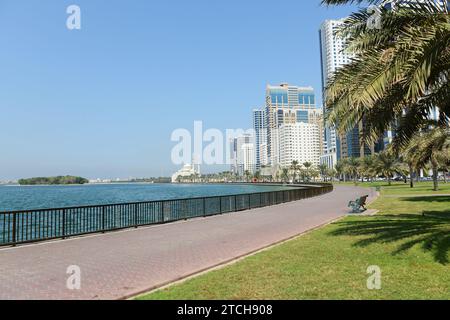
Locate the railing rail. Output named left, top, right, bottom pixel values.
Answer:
left=0, top=184, right=333, bottom=247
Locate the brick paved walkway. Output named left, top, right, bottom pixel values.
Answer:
left=0, top=185, right=375, bottom=300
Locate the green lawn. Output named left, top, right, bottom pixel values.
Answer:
left=137, top=182, right=450, bottom=300
left=335, top=181, right=450, bottom=196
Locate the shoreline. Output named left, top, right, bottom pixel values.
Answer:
left=0, top=183, right=300, bottom=212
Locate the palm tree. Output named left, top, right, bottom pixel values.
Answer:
left=253, top=171, right=261, bottom=182
left=244, top=170, right=252, bottom=183
left=281, top=168, right=290, bottom=183
left=318, top=163, right=328, bottom=181
left=290, top=160, right=300, bottom=182
left=311, top=169, right=320, bottom=182
left=374, top=151, right=405, bottom=186
left=345, top=157, right=361, bottom=184
left=402, top=132, right=429, bottom=188
left=303, top=162, right=313, bottom=182
left=335, top=160, right=346, bottom=182
left=327, top=168, right=337, bottom=182
left=408, top=127, right=449, bottom=191
left=322, top=0, right=450, bottom=150
left=361, top=155, right=376, bottom=182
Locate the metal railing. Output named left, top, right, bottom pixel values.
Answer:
left=0, top=184, right=333, bottom=247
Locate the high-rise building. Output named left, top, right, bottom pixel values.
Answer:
left=319, top=19, right=355, bottom=162
left=320, top=19, right=384, bottom=166
left=230, top=134, right=256, bottom=176
left=264, top=83, right=320, bottom=166
left=253, top=108, right=268, bottom=170
left=279, top=123, right=321, bottom=168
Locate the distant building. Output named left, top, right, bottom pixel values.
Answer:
left=320, top=152, right=338, bottom=171
left=264, top=83, right=320, bottom=166
left=89, top=178, right=112, bottom=184
left=278, top=123, right=321, bottom=168
left=253, top=108, right=268, bottom=170
left=230, top=133, right=256, bottom=176
left=171, top=163, right=200, bottom=183
left=319, top=19, right=384, bottom=166
left=319, top=19, right=354, bottom=159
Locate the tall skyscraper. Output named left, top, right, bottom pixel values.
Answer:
left=253, top=108, right=268, bottom=170
left=230, top=134, right=256, bottom=176
left=319, top=19, right=354, bottom=162
left=264, top=83, right=319, bottom=166
left=319, top=19, right=383, bottom=166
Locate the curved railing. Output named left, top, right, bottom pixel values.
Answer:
left=0, top=183, right=333, bottom=247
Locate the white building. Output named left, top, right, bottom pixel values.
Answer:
left=171, top=164, right=200, bottom=183
left=241, top=143, right=256, bottom=176
left=319, top=19, right=355, bottom=156
left=320, top=152, right=338, bottom=172
left=253, top=108, right=268, bottom=170
left=278, top=123, right=321, bottom=168
left=264, top=83, right=319, bottom=166
left=230, top=133, right=256, bottom=176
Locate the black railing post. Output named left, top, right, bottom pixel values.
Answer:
left=203, top=198, right=206, bottom=217
left=134, top=203, right=138, bottom=228
left=102, top=206, right=106, bottom=233
left=62, top=209, right=66, bottom=239
left=12, top=213, right=17, bottom=246
left=219, top=197, right=222, bottom=214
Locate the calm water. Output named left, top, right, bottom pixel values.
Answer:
left=0, top=183, right=293, bottom=212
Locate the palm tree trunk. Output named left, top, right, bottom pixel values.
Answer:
left=409, top=165, right=414, bottom=188
left=388, top=176, right=392, bottom=186
left=432, top=165, right=439, bottom=191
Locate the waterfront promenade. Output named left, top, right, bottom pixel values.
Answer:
left=0, top=185, right=375, bottom=300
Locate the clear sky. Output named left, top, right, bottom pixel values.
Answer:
left=0, top=0, right=357, bottom=180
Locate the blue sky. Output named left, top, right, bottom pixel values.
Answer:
left=0, top=0, right=357, bottom=180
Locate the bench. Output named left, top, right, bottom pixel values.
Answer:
left=348, top=195, right=369, bottom=213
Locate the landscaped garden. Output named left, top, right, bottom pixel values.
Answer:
left=138, top=182, right=450, bottom=300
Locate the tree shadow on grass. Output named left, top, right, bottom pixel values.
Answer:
left=401, top=196, right=450, bottom=203
left=329, top=209, right=450, bottom=265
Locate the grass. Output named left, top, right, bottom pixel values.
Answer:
left=335, top=180, right=450, bottom=196
left=136, top=182, right=450, bottom=300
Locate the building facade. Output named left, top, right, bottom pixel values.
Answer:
left=252, top=108, right=268, bottom=170
left=171, top=164, right=200, bottom=183
left=264, top=83, right=322, bottom=167
left=320, top=19, right=386, bottom=167
left=319, top=19, right=354, bottom=159
left=278, top=123, right=321, bottom=168
left=230, top=133, right=256, bottom=176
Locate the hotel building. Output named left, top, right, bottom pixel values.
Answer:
left=263, top=83, right=322, bottom=167
left=279, top=123, right=321, bottom=168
